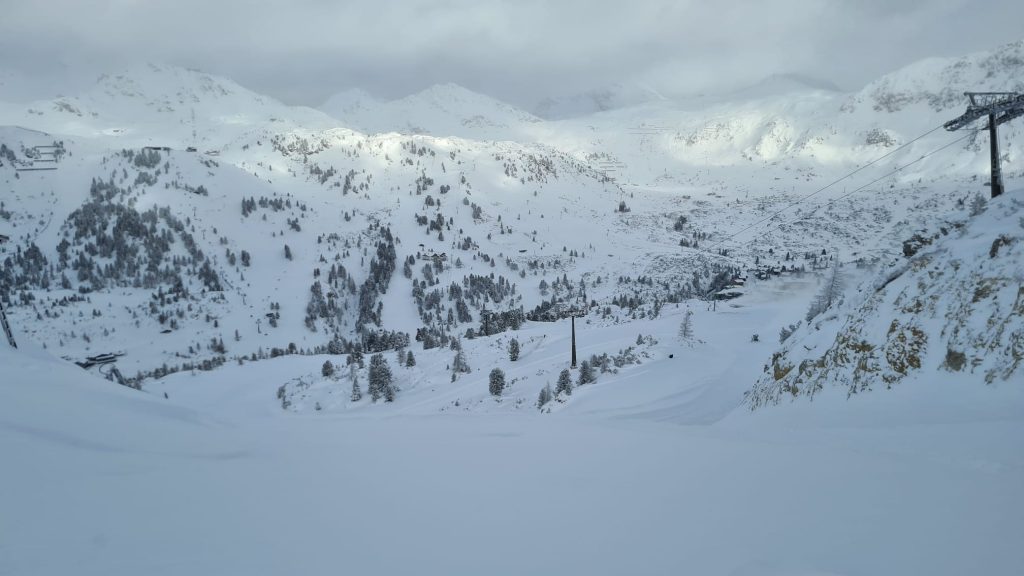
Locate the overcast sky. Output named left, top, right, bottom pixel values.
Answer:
left=1, top=0, right=1022, bottom=109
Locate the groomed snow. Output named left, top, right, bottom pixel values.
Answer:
left=3, top=269, right=1022, bottom=576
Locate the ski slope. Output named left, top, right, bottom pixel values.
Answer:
left=3, top=264, right=1023, bottom=575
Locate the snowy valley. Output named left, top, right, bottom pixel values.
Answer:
left=1, top=38, right=1023, bottom=576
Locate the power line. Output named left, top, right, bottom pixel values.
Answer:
left=703, top=123, right=957, bottom=252
left=775, top=130, right=978, bottom=230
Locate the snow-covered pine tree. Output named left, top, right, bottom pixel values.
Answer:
left=779, top=322, right=799, bottom=344
left=577, top=360, right=595, bottom=386
left=327, top=338, right=344, bottom=355
left=349, top=365, right=362, bottom=401
left=806, top=263, right=843, bottom=322
left=537, top=384, right=553, bottom=409
left=556, top=369, right=573, bottom=396
left=368, top=353, right=394, bottom=402
left=969, top=193, right=988, bottom=216
left=321, top=360, right=335, bottom=378
left=508, top=338, right=520, bottom=361
left=452, top=347, right=471, bottom=376
left=679, top=309, right=694, bottom=341
left=405, top=350, right=416, bottom=367
left=489, top=368, right=506, bottom=397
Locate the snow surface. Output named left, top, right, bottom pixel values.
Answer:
left=3, top=275, right=1022, bottom=575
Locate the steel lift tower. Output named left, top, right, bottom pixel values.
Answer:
left=945, top=92, right=1024, bottom=198
left=0, top=233, right=16, bottom=348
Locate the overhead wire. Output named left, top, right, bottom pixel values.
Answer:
left=702, top=122, right=971, bottom=252
left=774, top=129, right=978, bottom=231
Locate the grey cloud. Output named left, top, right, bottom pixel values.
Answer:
left=0, top=0, right=1021, bottom=108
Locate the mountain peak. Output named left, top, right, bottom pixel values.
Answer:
left=91, top=63, right=253, bottom=104
left=320, top=88, right=377, bottom=117
left=845, top=38, right=1024, bottom=114
left=320, top=82, right=539, bottom=137
left=727, top=73, right=843, bottom=100
left=534, top=83, right=669, bottom=120
left=399, top=83, right=530, bottom=115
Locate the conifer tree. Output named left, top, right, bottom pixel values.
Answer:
left=508, top=338, right=520, bottom=361
left=368, top=353, right=394, bottom=402
left=489, top=368, right=506, bottom=397
left=679, top=309, right=694, bottom=341
left=537, top=384, right=553, bottom=408
left=452, top=347, right=471, bottom=376
left=577, top=360, right=595, bottom=386
left=349, top=365, right=362, bottom=401
left=556, top=369, right=573, bottom=396
left=806, top=263, right=843, bottom=322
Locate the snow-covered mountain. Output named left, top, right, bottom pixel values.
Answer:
left=748, top=192, right=1024, bottom=409
left=1, top=40, right=1022, bottom=402
left=726, top=72, right=843, bottom=101
left=3, top=37, right=1024, bottom=576
left=313, top=41, right=1024, bottom=194
left=534, top=82, right=670, bottom=120
left=553, top=40, right=1024, bottom=185
left=321, top=83, right=542, bottom=140
left=841, top=39, right=1024, bottom=114
left=0, top=63, right=338, bottom=147
left=319, top=87, right=376, bottom=118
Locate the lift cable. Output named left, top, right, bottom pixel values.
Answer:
left=774, top=130, right=979, bottom=232
left=703, top=123, right=962, bottom=252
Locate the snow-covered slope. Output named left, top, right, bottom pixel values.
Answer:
left=0, top=63, right=339, bottom=147
left=842, top=40, right=1024, bottom=114
left=321, top=83, right=542, bottom=140
left=3, top=301, right=1023, bottom=576
left=325, top=41, right=1024, bottom=191
left=726, top=73, right=843, bottom=101
left=534, top=82, right=669, bottom=119
left=1, top=40, right=1022, bottom=402
left=748, top=193, right=1024, bottom=408
left=544, top=40, right=1024, bottom=187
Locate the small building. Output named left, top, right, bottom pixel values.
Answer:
left=417, top=249, right=447, bottom=264
left=713, top=288, right=744, bottom=301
